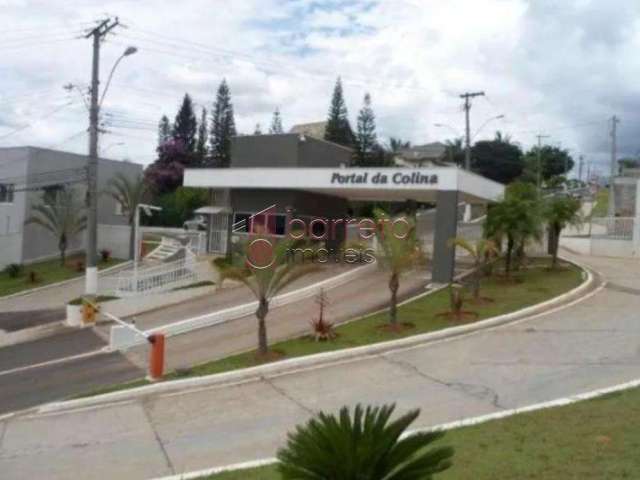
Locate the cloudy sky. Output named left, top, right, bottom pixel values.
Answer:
left=1, top=0, right=639, bottom=176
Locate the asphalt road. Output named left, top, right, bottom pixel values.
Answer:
left=1, top=252, right=638, bottom=479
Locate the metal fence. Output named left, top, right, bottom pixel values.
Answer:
left=101, top=254, right=198, bottom=297
left=591, top=217, right=635, bottom=240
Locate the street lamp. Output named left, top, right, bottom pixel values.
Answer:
left=472, top=114, right=505, bottom=140
left=99, top=46, right=138, bottom=107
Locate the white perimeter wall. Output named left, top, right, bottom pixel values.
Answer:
left=98, top=224, right=131, bottom=260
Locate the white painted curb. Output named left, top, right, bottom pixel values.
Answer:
left=36, top=257, right=599, bottom=415
left=149, top=376, right=640, bottom=480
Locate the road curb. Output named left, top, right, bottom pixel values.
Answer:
left=34, top=256, right=600, bottom=416
left=149, top=375, right=640, bottom=480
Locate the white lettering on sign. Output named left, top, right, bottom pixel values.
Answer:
left=330, top=171, right=438, bottom=186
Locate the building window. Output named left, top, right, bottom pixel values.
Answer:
left=0, top=184, right=14, bottom=204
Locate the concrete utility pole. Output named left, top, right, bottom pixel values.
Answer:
left=608, top=115, right=620, bottom=217
left=578, top=155, right=584, bottom=182
left=84, top=17, right=120, bottom=296
left=460, top=91, right=485, bottom=171
left=536, top=134, right=550, bottom=195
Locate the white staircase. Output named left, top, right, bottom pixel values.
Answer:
left=145, top=237, right=182, bottom=262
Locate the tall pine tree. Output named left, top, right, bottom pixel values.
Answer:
left=172, top=93, right=197, bottom=153
left=355, top=92, right=377, bottom=166
left=196, top=107, right=208, bottom=163
left=269, top=107, right=284, bottom=134
left=324, top=77, right=354, bottom=148
left=157, top=115, right=171, bottom=150
left=210, top=79, right=237, bottom=168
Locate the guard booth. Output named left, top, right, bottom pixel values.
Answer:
left=184, top=134, right=504, bottom=284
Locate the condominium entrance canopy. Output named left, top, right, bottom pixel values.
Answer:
left=184, top=167, right=504, bottom=204
left=183, top=166, right=504, bottom=284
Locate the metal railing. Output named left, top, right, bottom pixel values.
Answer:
left=101, top=255, right=198, bottom=297
left=591, top=216, right=635, bottom=240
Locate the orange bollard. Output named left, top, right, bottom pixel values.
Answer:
left=148, top=333, right=165, bottom=381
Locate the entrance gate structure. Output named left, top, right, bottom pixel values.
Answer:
left=184, top=167, right=504, bottom=284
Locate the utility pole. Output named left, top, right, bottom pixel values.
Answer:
left=84, top=17, right=120, bottom=296
left=578, top=155, right=584, bottom=182
left=608, top=115, right=620, bottom=217
left=536, top=134, right=549, bottom=195
left=460, top=91, right=485, bottom=171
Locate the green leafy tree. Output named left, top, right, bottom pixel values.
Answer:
left=104, top=173, right=148, bottom=259
left=148, top=187, right=208, bottom=227
left=157, top=115, right=171, bottom=149
left=195, top=107, right=208, bottom=163
left=543, top=195, right=582, bottom=269
left=374, top=210, right=422, bottom=325
left=210, top=79, right=237, bottom=167
left=269, top=107, right=284, bottom=134
left=26, top=190, right=86, bottom=265
left=523, top=145, right=575, bottom=183
left=172, top=93, right=198, bottom=154
left=324, top=77, right=354, bottom=148
left=471, top=132, right=524, bottom=184
left=485, top=182, right=542, bottom=277
left=444, top=137, right=465, bottom=166
left=355, top=92, right=377, bottom=166
left=449, top=238, right=498, bottom=300
left=215, top=238, right=317, bottom=356
left=277, top=403, right=454, bottom=480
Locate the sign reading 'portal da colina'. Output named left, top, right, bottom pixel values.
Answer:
left=330, top=171, right=439, bottom=186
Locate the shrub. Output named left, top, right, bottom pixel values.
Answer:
left=277, top=404, right=454, bottom=479
left=4, top=263, right=22, bottom=278
left=99, top=249, right=112, bottom=262
left=28, top=271, right=39, bottom=284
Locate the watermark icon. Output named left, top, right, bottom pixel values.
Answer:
left=238, top=205, right=411, bottom=270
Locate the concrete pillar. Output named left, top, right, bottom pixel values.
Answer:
left=432, top=190, right=459, bottom=284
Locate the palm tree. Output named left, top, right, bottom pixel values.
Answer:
left=543, top=195, right=582, bottom=269
left=485, top=182, right=542, bottom=278
left=374, top=209, right=422, bottom=325
left=277, top=403, right=454, bottom=480
left=26, top=189, right=86, bottom=266
left=450, top=237, right=499, bottom=300
left=103, top=173, right=148, bottom=259
left=215, top=238, right=317, bottom=356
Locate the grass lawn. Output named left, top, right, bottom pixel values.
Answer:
left=78, top=259, right=583, bottom=398
left=0, top=254, right=125, bottom=298
left=591, top=188, right=609, bottom=217
left=204, top=386, right=640, bottom=479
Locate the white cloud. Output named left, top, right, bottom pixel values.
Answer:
left=0, top=0, right=637, bottom=176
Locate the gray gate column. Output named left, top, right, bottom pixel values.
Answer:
left=431, top=190, right=459, bottom=284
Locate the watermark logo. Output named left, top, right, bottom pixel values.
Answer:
left=237, top=204, right=411, bottom=270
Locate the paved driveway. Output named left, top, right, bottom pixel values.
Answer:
left=1, top=252, right=638, bottom=479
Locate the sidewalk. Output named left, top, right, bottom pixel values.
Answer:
left=2, top=251, right=636, bottom=479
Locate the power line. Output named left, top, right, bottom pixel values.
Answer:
left=0, top=101, right=78, bottom=141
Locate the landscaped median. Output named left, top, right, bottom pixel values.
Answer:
left=199, top=384, right=640, bottom=480
left=0, top=254, right=125, bottom=299
left=73, top=257, right=588, bottom=400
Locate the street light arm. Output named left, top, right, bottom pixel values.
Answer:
left=434, top=123, right=461, bottom=137
left=98, top=47, right=137, bottom=108
left=472, top=115, right=505, bottom=140
left=99, top=54, right=125, bottom=108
